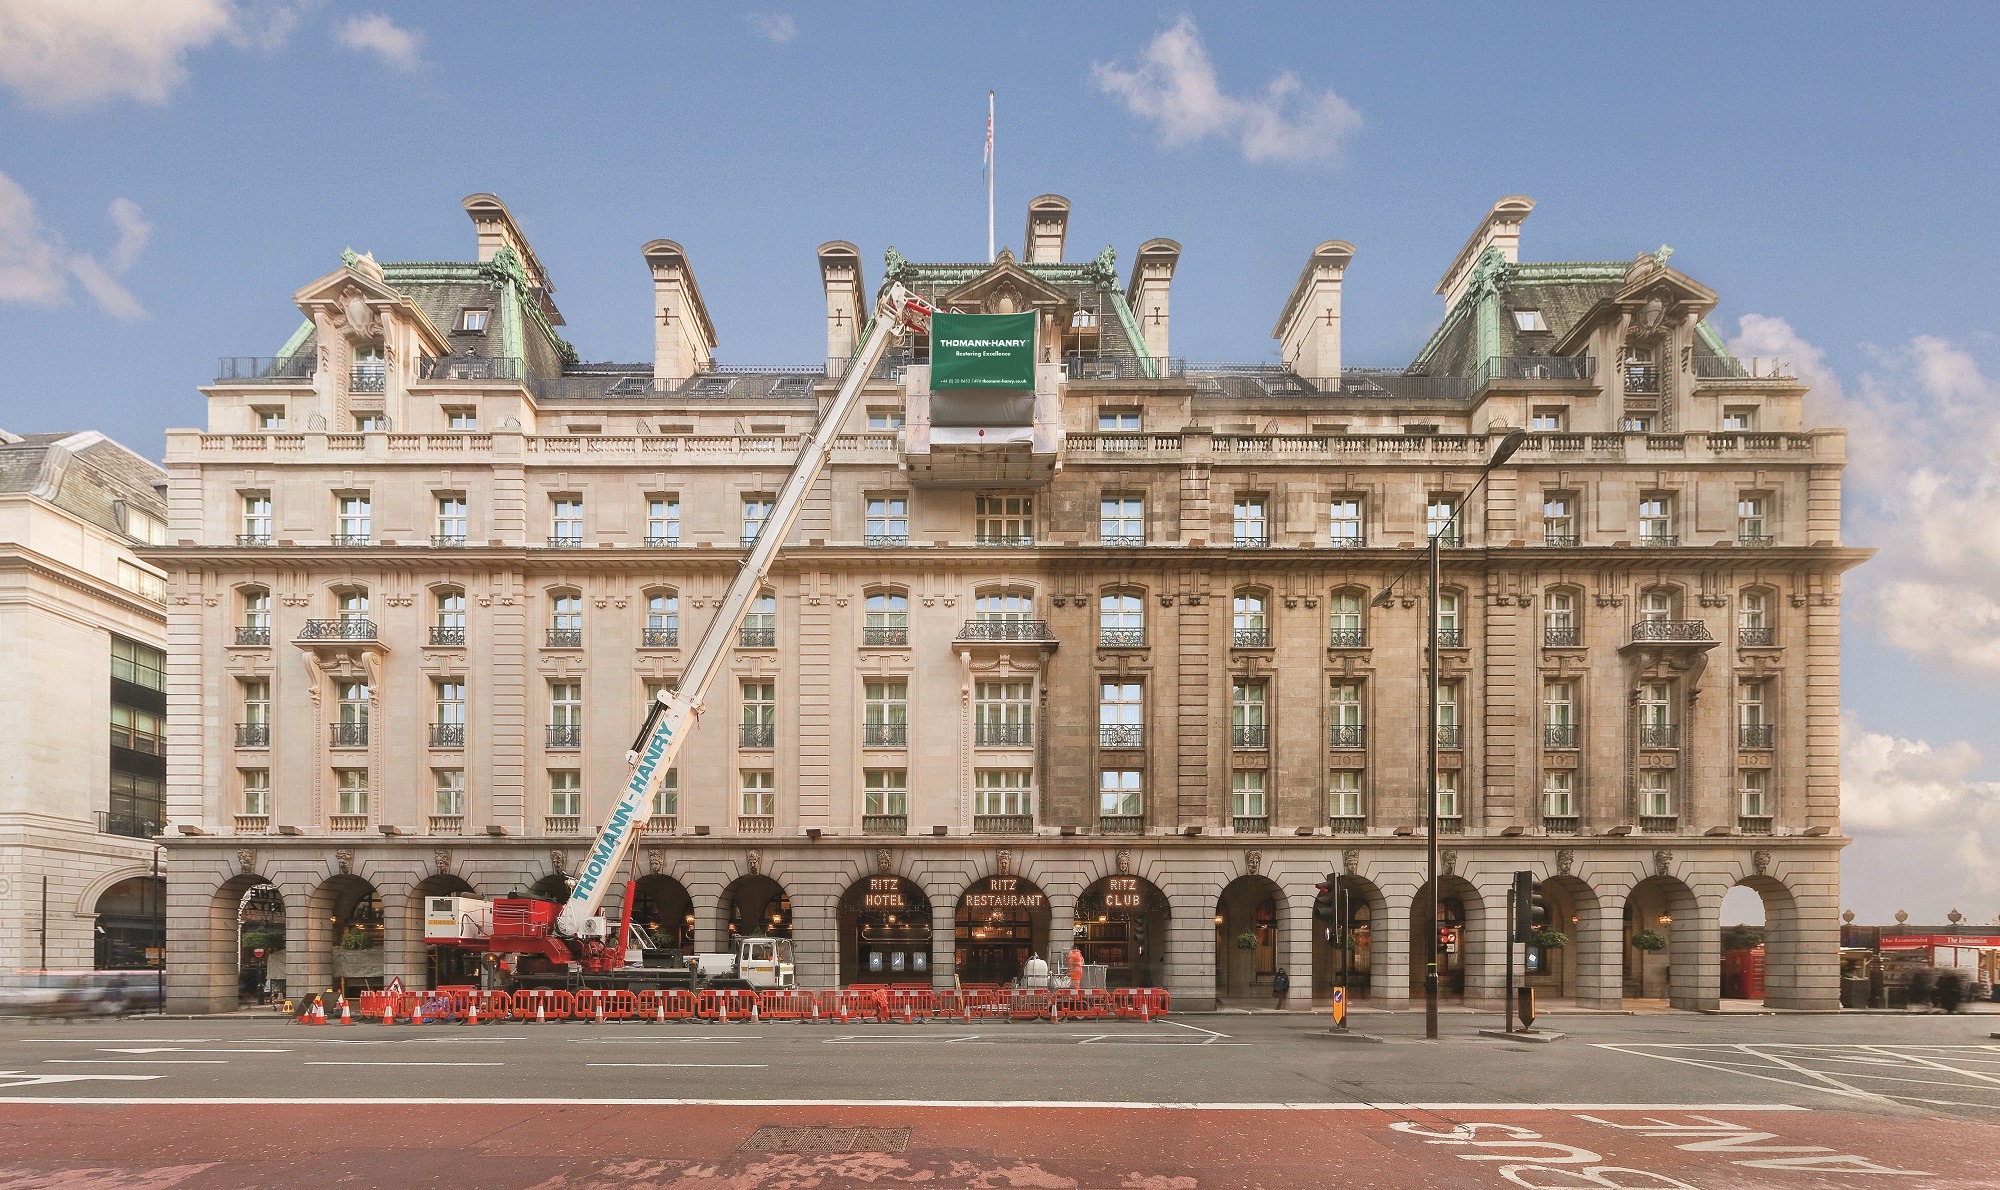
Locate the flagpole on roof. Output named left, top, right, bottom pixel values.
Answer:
left=984, top=91, right=992, bottom=264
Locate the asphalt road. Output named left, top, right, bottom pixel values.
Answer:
left=1, top=1010, right=1997, bottom=1187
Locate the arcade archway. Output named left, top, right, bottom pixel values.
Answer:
left=1215, top=876, right=1283, bottom=1001
left=1076, top=874, right=1170, bottom=988
left=1410, top=876, right=1482, bottom=998
left=92, top=876, right=164, bottom=971
left=631, top=874, right=695, bottom=953
left=411, top=873, right=476, bottom=988
left=1309, top=875, right=1380, bottom=999
left=955, top=875, right=1049, bottom=985
left=236, top=882, right=285, bottom=1004
left=838, top=875, right=932, bottom=984
left=723, top=875, right=791, bottom=942
left=310, top=874, right=384, bottom=995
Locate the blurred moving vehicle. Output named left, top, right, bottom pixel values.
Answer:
left=0, top=973, right=160, bottom=1018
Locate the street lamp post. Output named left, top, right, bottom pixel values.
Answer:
left=1372, top=428, right=1526, bottom=1040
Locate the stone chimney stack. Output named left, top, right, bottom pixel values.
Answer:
left=463, top=192, right=562, bottom=325
left=1126, top=238, right=1181, bottom=361
left=642, top=239, right=717, bottom=385
left=817, top=241, right=866, bottom=379
left=1024, top=195, right=1070, bottom=264
left=1436, top=195, right=1534, bottom=310
left=1272, top=240, right=1355, bottom=384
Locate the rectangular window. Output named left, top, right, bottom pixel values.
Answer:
left=109, top=705, right=164, bottom=754
left=354, top=414, right=387, bottom=432
left=647, top=496, right=680, bottom=545
left=864, top=770, right=908, bottom=817
left=1099, top=681, right=1143, bottom=748
left=1230, top=681, right=1267, bottom=749
left=1436, top=770, right=1460, bottom=819
left=1531, top=406, right=1567, bottom=432
left=863, top=681, right=908, bottom=746
left=742, top=496, right=773, bottom=544
left=1738, top=680, right=1770, bottom=748
left=741, top=593, right=776, bottom=645
left=1738, top=494, right=1769, bottom=543
left=1513, top=309, right=1547, bottom=332
left=1542, top=493, right=1576, bottom=545
left=336, top=494, right=371, bottom=542
left=652, top=769, right=679, bottom=819
left=549, top=682, right=581, bottom=727
left=241, top=493, right=272, bottom=540
left=1427, top=496, right=1460, bottom=546
left=335, top=681, right=369, bottom=731
left=864, top=496, right=908, bottom=543
left=1230, top=770, right=1266, bottom=819
left=459, top=308, right=489, bottom=332
left=974, top=495, right=1033, bottom=544
left=111, top=637, right=165, bottom=691
left=1641, top=771, right=1673, bottom=818
left=1329, top=681, right=1363, bottom=748
left=436, top=494, right=467, bottom=541
left=740, top=770, right=776, bottom=818
left=549, top=771, right=581, bottom=818
left=435, top=680, right=466, bottom=727
left=1098, top=410, right=1141, bottom=432
left=867, top=407, right=905, bottom=431
left=1329, top=497, right=1363, bottom=545
left=242, top=769, right=270, bottom=817
left=1436, top=681, right=1461, bottom=747
left=434, top=769, right=466, bottom=817
left=551, top=497, right=584, bottom=544
left=1542, top=771, right=1573, bottom=817
left=1739, top=770, right=1768, bottom=817
left=741, top=682, right=775, bottom=748
left=975, top=681, right=1034, bottom=745
left=974, top=769, right=1031, bottom=817
left=241, top=678, right=270, bottom=728
left=1721, top=406, right=1757, bottom=431
left=335, top=769, right=369, bottom=817
left=1639, top=683, right=1673, bottom=730
left=1100, top=496, right=1145, bottom=543
left=1544, top=682, right=1575, bottom=747
left=1233, top=497, right=1268, bottom=546
left=1328, top=770, right=1362, bottom=818
left=1098, top=769, right=1142, bottom=817
left=253, top=406, right=284, bottom=430
left=1639, top=495, right=1675, bottom=545
left=444, top=406, right=478, bottom=430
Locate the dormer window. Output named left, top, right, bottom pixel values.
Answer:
left=459, top=309, right=490, bottom=333
left=1512, top=309, right=1548, bottom=332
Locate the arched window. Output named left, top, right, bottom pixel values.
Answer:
left=1544, top=589, right=1578, bottom=646
left=1738, top=589, right=1773, bottom=647
left=741, top=591, right=777, bottom=647
left=974, top=588, right=1034, bottom=623
left=335, top=587, right=369, bottom=622
left=1100, top=590, right=1145, bottom=647
left=1328, top=589, right=1365, bottom=648
left=1639, top=588, right=1674, bottom=623
left=1233, top=591, right=1268, bottom=648
left=1437, top=590, right=1463, bottom=647
left=644, top=589, right=679, bottom=647
left=547, top=589, right=582, bottom=647
left=239, top=587, right=271, bottom=644
left=864, top=590, right=908, bottom=645
left=433, top=588, right=465, bottom=645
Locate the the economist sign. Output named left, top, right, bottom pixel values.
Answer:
left=930, top=311, right=1036, bottom=390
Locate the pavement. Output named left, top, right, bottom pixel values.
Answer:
left=0, top=1010, right=1997, bottom=1187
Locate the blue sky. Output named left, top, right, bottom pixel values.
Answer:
left=3, top=1, right=1996, bottom=922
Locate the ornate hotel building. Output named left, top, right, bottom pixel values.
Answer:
left=152, top=192, right=1863, bottom=1012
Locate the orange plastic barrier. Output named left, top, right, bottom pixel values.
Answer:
left=758, top=988, right=818, bottom=1021
left=875, top=987, right=931, bottom=1024
left=697, top=988, right=761, bottom=1022
left=466, top=989, right=511, bottom=1022
left=1009, top=989, right=1052, bottom=1021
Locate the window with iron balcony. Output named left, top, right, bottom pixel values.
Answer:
left=740, top=593, right=777, bottom=648
left=1328, top=681, right=1364, bottom=749
left=863, top=770, right=907, bottom=834
left=1541, top=493, right=1578, bottom=547
left=1098, top=681, right=1143, bottom=748
left=432, top=589, right=467, bottom=645
left=974, top=681, right=1033, bottom=746
left=1232, top=592, right=1268, bottom=648
left=864, top=495, right=908, bottom=547
left=642, top=590, right=679, bottom=648
left=1328, top=498, right=1364, bottom=547
left=1327, top=591, right=1366, bottom=648
left=863, top=591, right=908, bottom=645
left=1230, top=771, right=1267, bottom=833
left=1101, top=496, right=1145, bottom=546
left=1230, top=681, right=1267, bottom=749
left=1232, top=497, right=1269, bottom=547
left=1099, top=591, right=1145, bottom=647
left=863, top=680, right=908, bottom=747
left=1543, top=590, right=1579, bottom=646
left=646, top=496, right=681, bottom=547
left=1098, top=769, right=1143, bottom=833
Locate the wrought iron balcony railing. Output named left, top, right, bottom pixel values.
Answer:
left=1738, top=532, right=1775, bottom=547
left=330, top=534, right=372, bottom=547
left=1638, top=724, right=1680, bottom=749
left=546, top=724, right=581, bottom=749
left=430, top=723, right=465, bottom=748
left=429, top=626, right=465, bottom=646
left=862, top=814, right=907, bottom=836
left=1101, top=533, right=1146, bottom=547
left=546, top=535, right=584, bottom=549
left=1328, top=533, right=1366, bottom=549
left=1435, top=725, right=1462, bottom=749
left=1624, top=364, right=1661, bottom=394
left=739, top=626, right=776, bottom=648
left=234, top=723, right=269, bottom=747
left=419, top=355, right=522, bottom=382
left=236, top=533, right=273, bottom=547
left=1328, top=724, right=1365, bottom=749
left=1543, top=724, right=1578, bottom=749
left=862, top=626, right=908, bottom=646
left=1099, top=628, right=1145, bottom=648
left=1486, top=354, right=1596, bottom=383
left=641, top=628, right=678, bottom=648
left=1231, top=724, right=1268, bottom=749
left=1739, top=724, right=1774, bottom=749
left=974, top=534, right=1034, bottom=547
left=545, top=628, right=582, bottom=648
left=1544, top=626, right=1580, bottom=647
left=1099, top=724, right=1144, bottom=749
left=1435, top=628, right=1464, bottom=648
left=864, top=534, right=908, bottom=548
left=299, top=618, right=378, bottom=641
left=1739, top=626, right=1775, bottom=647
left=1233, top=628, right=1270, bottom=649
left=98, top=811, right=162, bottom=838
left=236, top=626, right=271, bottom=645
left=329, top=721, right=369, bottom=748
left=1638, top=532, right=1680, bottom=548
left=1630, top=619, right=1712, bottom=643
left=644, top=535, right=681, bottom=548
left=1327, top=629, right=1367, bottom=649
left=973, top=814, right=1034, bottom=835
left=216, top=355, right=315, bottom=383
left=1232, top=533, right=1270, bottom=549
left=739, top=723, right=775, bottom=748
left=1541, top=530, right=1580, bottom=548
left=975, top=722, right=1032, bottom=747
left=863, top=722, right=908, bottom=747
left=958, top=619, right=1052, bottom=642
left=349, top=367, right=387, bottom=394
left=430, top=534, right=466, bottom=548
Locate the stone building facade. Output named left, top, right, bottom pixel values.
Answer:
left=152, top=193, right=1863, bottom=1012
left=0, top=430, right=170, bottom=974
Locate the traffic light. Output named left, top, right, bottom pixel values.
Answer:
left=1513, top=870, right=1536, bottom=944
left=1313, top=873, right=1340, bottom=924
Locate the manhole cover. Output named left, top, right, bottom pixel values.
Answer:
left=740, top=1125, right=912, bottom=1154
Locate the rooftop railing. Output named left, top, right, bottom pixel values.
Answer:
left=1694, top=356, right=1795, bottom=380
left=216, top=356, right=315, bottom=383
left=419, top=356, right=522, bottom=382
left=1484, top=355, right=1596, bottom=383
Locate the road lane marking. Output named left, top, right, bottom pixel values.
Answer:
left=586, top=1063, right=768, bottom=1068
left=45, top=1060, right=226, bottom=1065
left=1163, top=1020, right=1230, bottom=1041
left=0, top=1097, right=1812, bottom=1109
left=304, top=1061, right=505, bottom=1067
left=18, top=1039, right=217, bottom=1044
left=99, top=1047, right=287, bottom=1054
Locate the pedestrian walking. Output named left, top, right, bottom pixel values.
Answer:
left=1272, top=968, right=1291, bottom=1010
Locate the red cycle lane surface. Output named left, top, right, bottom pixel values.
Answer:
left=0, top=1103, right=1993, bottom=1189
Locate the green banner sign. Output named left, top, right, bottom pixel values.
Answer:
left=930, top=311, right=1036, bottom=390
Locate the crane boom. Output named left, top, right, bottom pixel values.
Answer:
left=555, top=285, right=933, bottom=936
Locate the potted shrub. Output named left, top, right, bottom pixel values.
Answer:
left=1531, top=928, right=1568, bottom=950
left=1235, top=929, right=1258, bottom=951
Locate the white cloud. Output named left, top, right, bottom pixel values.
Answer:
left=0, top=0, right=307, bottom=109
left=334, top=12, right=424, bottom=72
left=1093, top=17, right=1360, bottom=165
left=1729, top=316, right=2000, bottom=678
left=0, top=171, right=149, bottom=319
left=1841, top=712, right=2000, bottom=918
left=749, top=13, right=796, bottom=44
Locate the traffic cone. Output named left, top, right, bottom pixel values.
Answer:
left=593, top=995, right=604, bottom=1024
left=811, top=1000, right=820, bottom=1022
left=720, top=1000, right=729, bottom=1024
left=467, top=999, right=479, bottom=1026
left=383, top=997, right=395, bottom=1026
left=751, top=1000, right=760, bottom=1023
left=535, top=998, right=545, bottom=1024
left=338, top=1000, right=353, bottom=1025
left=410, top=997, right=424, bottom=1026
left=656, top=1001, right=666, bottom=1024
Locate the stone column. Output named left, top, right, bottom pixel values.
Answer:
left=1278, top=887, right=1314, bottom=1009
left=1163, top=895, right=1218, bottom=1011
left=930, top=894, right=958, bottom=991
left=1765, top=863, right=1842, bottom=1010
left=381, top=891, right=425, bottom=990
left=1571, top=897, right=1623, bottom=1009
left=789, top=890, right=839, bottom=990
left=1045, top=891, right=1076, bottom=978
left=692, top=890, right=725, bottom=954
left=1462, top=891, right=1507, bottom=1004
left=1372, top=891, right=1411, bottom=1006
left=1671, top=893, right=1721, bottom=1012
left=164, top=868, right=232, bottom=1015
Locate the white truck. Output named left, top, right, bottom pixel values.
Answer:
left=424, top=285, right=937, bottom=992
